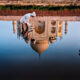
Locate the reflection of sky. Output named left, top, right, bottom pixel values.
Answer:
left=0, top=21, right=80, bottom=64
left=0, top=21, right=38, bottom=62
left=0, top=21, right=80, bottom=79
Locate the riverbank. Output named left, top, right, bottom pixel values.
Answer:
left=0, top=9, right=80, bottom=16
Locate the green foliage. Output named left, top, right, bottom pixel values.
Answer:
left=0, top=5, right=80, bottom=10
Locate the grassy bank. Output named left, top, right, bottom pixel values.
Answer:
left=0, top=5, right=80, bottom=10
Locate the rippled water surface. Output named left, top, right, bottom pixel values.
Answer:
left=0, top=18, right=80, bottom=80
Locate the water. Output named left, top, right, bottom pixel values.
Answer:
left=0, top=17, right=80, bottom=80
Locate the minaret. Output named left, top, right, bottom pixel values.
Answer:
left=65, top=21, right=68, bottom=35
left=13, top=21, right=16, bottom=34
left=57, top=21, right=63, bottom=38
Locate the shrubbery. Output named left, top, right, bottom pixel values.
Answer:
left=0, top=5, right=80, bottom=10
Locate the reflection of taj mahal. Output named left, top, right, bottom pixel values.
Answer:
left=13, top=17, right=68, bottom=54
left=30, top=17, right=64, bottom=40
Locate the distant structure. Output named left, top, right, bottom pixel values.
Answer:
left=13, top=21, right=16, bottom=34
left=65, top=21, right=68, bottom=35
left=0, top=0, right=80, bottom=6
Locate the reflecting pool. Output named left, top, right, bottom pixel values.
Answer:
left=0, top=16, right=80, bottom=80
